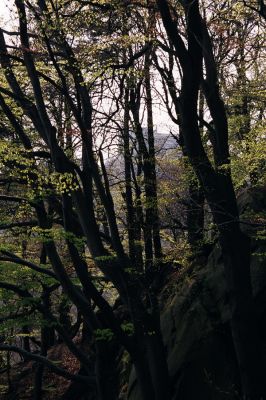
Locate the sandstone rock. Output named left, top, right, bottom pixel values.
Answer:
left=127, top=187, right=266, bottom=399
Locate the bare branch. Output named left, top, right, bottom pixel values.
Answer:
left=0, top=345, right=94, bottom=384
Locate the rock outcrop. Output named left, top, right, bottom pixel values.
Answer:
left=127, top=187, right=266, bottom=399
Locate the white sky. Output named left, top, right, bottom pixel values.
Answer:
left=0, top=0, right=13, bottom=25
left=0, top=0, right=175, bottom=135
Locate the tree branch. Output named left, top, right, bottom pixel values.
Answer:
left=0, top=345, right=94, bottom=383
left=0, top=251, right=58, bottom=280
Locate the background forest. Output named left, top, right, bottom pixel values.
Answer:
left=0, top=1, right=265, bottom=399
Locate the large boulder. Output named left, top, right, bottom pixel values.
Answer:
left=127, top=187, right=266, bottom=400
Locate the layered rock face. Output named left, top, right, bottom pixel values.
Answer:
left=127, top=187, right=266, bottom=400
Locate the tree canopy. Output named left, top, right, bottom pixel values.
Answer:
left=0, top=1, right=265, bottom=399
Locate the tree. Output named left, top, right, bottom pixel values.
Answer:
left=0, top=1, right=170, bottom=399
left=0, top=1, right=265, bottom=399
left=156, top=0, right=266, bottom=398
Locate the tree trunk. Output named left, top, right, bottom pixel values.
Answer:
left=187, top=180, right=204, bottom=250
left=156, top=0, right=266, bottom=397
left=145, top=307, right=171, bottom=400
left=144, top=50, right=162, bottom=261
left=123, top=86, right=137, bottom=266
left=220, top=227, right=266, bottom=399
left=131, top=351, right=155, bottom=400
left=95, top=341, right=118, bottom=400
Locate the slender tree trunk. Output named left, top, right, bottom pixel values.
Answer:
left=131, top=330, right=170, bottom=400
left=144, top=51, right=162, bottom=261
left=33, top=328, right=47, bottom=400
left=146, top=335, right=171, bottom=400
left=129, top=84, right=154, bottom=269
left=95, top=341, right=118, bottom=400
left=131, top=349, right=155, bottom=400
left=131, top=150, right=144, bottom=271
left=127, top=284, right=171, bottom=400
left=123, top=87, right=137, bottom=265
left=22, top=326, right=30, bottom=353
left=145, top=295, right=171, bottom=400
left=220, top=227, right=265, bottom=399
left=187, top=180, right=204, bottom=250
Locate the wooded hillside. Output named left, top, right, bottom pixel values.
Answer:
left=0, top=1, right=265, bottom=399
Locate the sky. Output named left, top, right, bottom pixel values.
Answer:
left=0, top=0, right=175, bottom=136
left=0, top=0, right=19, bottom=32
left=0, top=1, right=16, bottom=34
left=0, top=1, right=12, bottom=24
